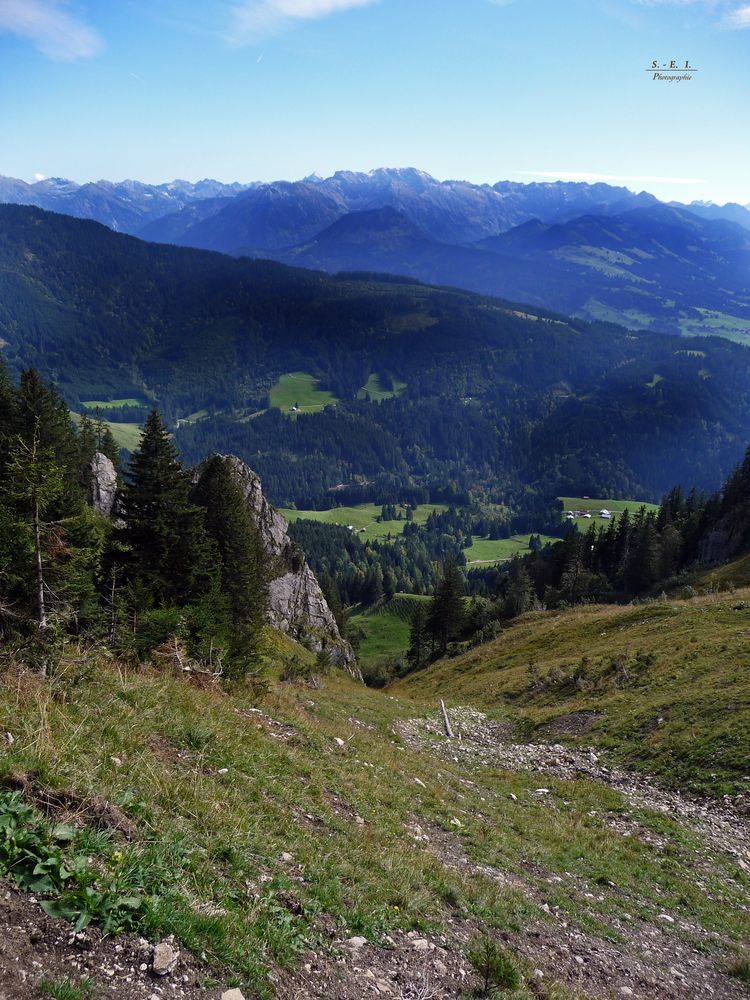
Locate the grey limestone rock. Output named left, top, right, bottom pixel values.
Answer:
left=89, top=451, right=118, bottom=518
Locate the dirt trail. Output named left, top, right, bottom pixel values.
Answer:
left=395, top=706, right=750, bottom=864
left=391, top=706, right=750, bottom=1000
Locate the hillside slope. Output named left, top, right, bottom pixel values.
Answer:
left=397, top=590, right=750, bottom=796
left=0, top=619, right=748, bottom=999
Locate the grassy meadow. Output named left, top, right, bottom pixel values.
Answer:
left=350, top=594, right=430, bottom=668
left=81, top=398, right=143, bottom=410
left=279, top=502, right=449, bottom=542
left=268, top=371, right=337, bottom=416
left=559, top=496, right=660, bottom=531
left=463, top=533, right=558, bottom=565
left=356, top=374, right=407, bottom=402
left=397, top=590, right=750, bottom=795
left=70, top=411, right=143, bottom=452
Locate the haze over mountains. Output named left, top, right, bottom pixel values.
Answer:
left=2, top=167, right=750, bottom=338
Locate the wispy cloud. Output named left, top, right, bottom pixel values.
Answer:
left=631, top=0, right=750, bottom=28
left=228, top=0, right=378, bottom=43
left=723, top=3, right=750, bottom=26
left=522, top=170, right=705, bottom=185
left=0, top=0, right=103, bottom=60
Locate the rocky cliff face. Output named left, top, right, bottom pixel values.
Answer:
left=194, top=455, right=358, bottom=676
left=89, top=452, right=118, bottom=518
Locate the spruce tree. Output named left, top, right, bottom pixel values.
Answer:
left=320, top=573, right=348, bottom=639
left=191, top=455, right=268, bottom=668
left=427, top=559, right=465, bottom=654
left=406, top=603, right=429, bottom=669
left=117, top=410, right=217, bottom=608
left=0, top=422, right=65, bottom=627
left=503, top=557, right=533, bottom=618
left=18, top=369, right=80, bottom=504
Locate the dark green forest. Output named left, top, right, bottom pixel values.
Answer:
left=4, top=205, right=750, bottom=514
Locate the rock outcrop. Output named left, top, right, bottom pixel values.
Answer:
left=194, top=455, right=358, bottom=676
left=89, top=451, right=118, bottom=518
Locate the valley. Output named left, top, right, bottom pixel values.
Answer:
left=3, top=1, right=750, bottom=995
left=6, top=204, right=750, bottom=515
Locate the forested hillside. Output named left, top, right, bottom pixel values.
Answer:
left=4, top=205, right=750, bottom=510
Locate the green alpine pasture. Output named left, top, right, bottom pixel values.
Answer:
left=356, top=374, right=407, bottom=402
left=559, top=496, right=660, bottom=530
left=70, top=412, right=143, bottom=452
left=463, top=533, right=558, bottom=565
left=279, top=502, right=449, bottom=542
left=350, top=594, right=430, bottom=668
left=81, top=398, right=142, bottom=410
left=268, top=371, right=337, bottom=416
left=398, top=589, right=750, bottom=796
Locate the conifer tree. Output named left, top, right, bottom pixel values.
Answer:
left=427, top=558, right=465, bottom=654
left=406, top=602, right=429, bottom=669
left=191, top=455, right=268, bottom=668
left=503, top=556, right=533, bottom=618
left=320, top=573, right=348, bottom=639
left=383, top=569, right=397, bottom=602
left=117, top=410, right=217, bottom=607
left=0, top=421, right=65, bottom=628
left=18, top=369, right=80, bottom=505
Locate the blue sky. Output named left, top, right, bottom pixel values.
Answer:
left=0, top=0, right=748, bottom=203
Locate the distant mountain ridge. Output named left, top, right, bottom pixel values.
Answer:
left=2, top=167, right=750, bottom=336
left=0, top=174, right=253, bottom=233
left=161, top=168, right=664, bottom=251
left=3, top=166, right=747, bottom=248
left=266, top=202, right=750, bottom=337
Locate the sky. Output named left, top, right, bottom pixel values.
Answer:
left=0, top=0, right=748, bottom=204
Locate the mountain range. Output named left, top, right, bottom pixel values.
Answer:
left=0, top=175, right=252, bottom=233
left=2, top=168, right=750, bottom=337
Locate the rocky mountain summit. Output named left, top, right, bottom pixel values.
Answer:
left=86, top=450, right=356, bottom=672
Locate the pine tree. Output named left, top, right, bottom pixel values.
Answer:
left=191, top=455, right=268, bottom=669
left=0, top=421, right=65, bottom=628
left=427, top=559, right=465, bottom=654
left=406, top=603, right=429, bottom=669
left=503, top=557, right=533, bottom=618
left=116, top=410, right=217, bottom=608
